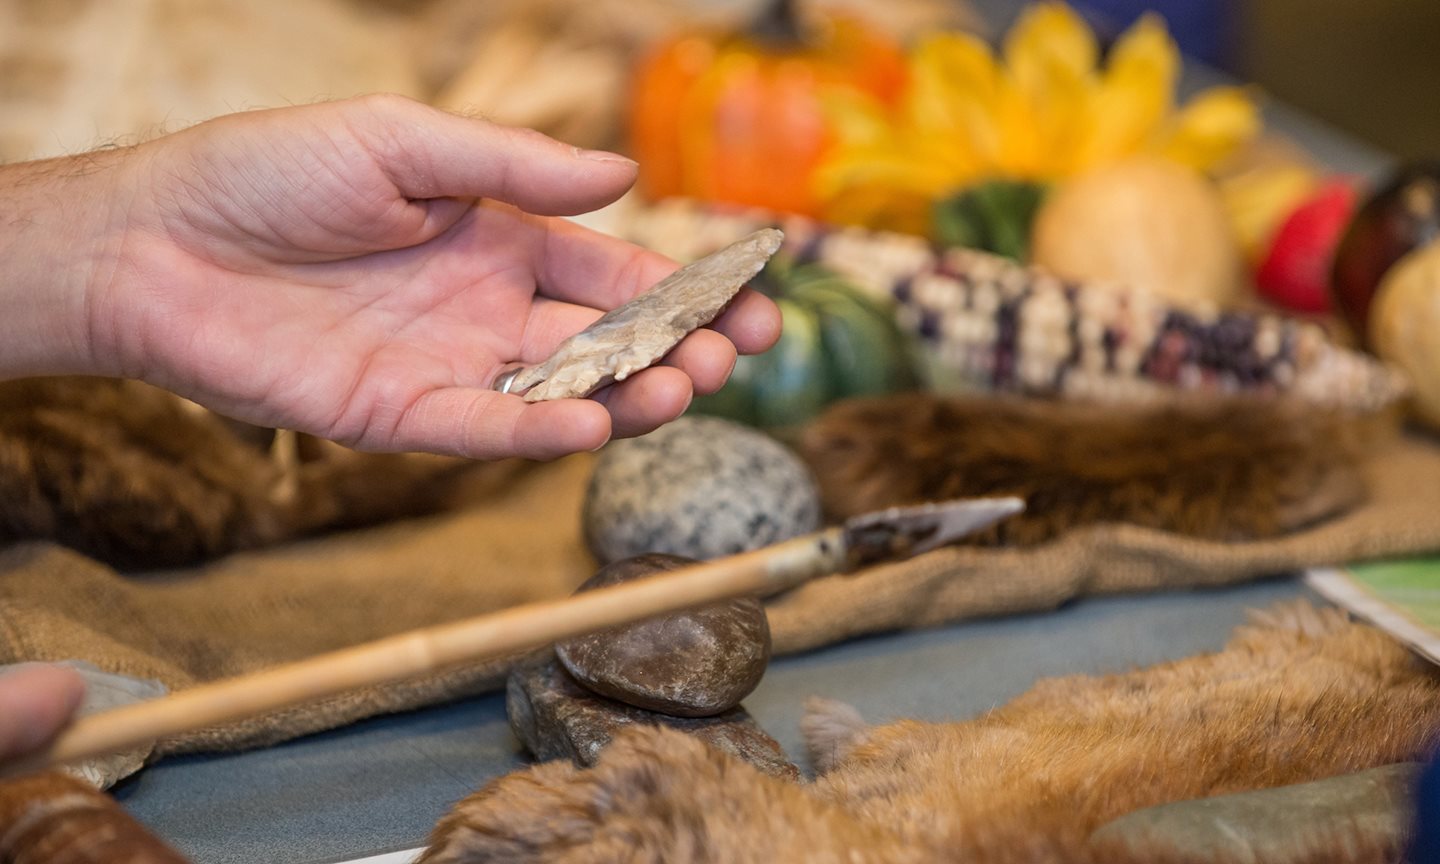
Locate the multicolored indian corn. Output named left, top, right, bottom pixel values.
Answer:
left=621, top=199, right=1406, bottom=413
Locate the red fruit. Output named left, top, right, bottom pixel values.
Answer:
left=1255, top=179, right=1357, bottom=314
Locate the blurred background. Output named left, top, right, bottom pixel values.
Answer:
left=1068, top=0, right=1440, bottom=161
left=3, top=0, right=1436, bottom=164
left=4, top=0, right=1439, bottom=396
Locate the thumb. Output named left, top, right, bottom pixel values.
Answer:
left=344, top=94, right=638, bottom=216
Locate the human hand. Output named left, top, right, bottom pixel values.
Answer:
left=0, top=664, right=84, bottom=765
left=10, top=96, right=779, bottom=460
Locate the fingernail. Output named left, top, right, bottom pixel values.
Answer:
left=574, top=147, right=637, bottom=167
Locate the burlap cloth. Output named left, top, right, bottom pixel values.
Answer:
left=3, top=433, right=1440, bottom=757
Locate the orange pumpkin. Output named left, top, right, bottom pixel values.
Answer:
left=627, top=0, right=905, bottom=218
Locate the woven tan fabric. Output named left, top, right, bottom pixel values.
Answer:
left=3, top=434, right=1440, bottom=756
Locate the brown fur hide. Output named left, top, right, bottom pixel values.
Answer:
left=422, top=603, right=1439, bottom=863
left=797, top=394, right=1386, bottom=545
left=0, top=377, right=491, bottom=569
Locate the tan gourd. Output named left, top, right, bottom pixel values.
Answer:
left=1031, top=156, right=1245, bottom=309
left=1370, top=238, right=1440, bottom=429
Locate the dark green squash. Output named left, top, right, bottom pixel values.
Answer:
left=690, top=262, right=919, bottom=429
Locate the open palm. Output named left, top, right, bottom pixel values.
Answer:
left=83, top=96, right=778, bottom=460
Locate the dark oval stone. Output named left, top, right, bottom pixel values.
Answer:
left=505, top=652, right=799, bottom=780
left=555, top=553, right=771, bottom=717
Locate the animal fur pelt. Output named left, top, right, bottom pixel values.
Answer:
left=421, top=603, right=1440, bottom=863
left=0, top=376, right=497, bottom=569
left=797, top=394, right=1389, bottom=545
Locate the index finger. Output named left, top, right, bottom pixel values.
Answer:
left=345, top=95, right=641, bottom=217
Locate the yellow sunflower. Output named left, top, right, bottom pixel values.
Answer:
left=815, top=3, right=1261, bottom=233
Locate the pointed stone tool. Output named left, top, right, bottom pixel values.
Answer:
left=498, top=228, right=784, bottom=402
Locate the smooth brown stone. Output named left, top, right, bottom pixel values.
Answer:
left=556, top=553, right=771, bottom=717
left=506, top=652, right=800, bottom=782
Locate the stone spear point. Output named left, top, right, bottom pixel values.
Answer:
left=502, top=228, right=784, bottom=402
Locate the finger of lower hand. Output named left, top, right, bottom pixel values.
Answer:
left=0, top=664, right=85, bottom=762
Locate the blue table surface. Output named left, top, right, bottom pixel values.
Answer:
left=120, top=578, right=1315, bottom=863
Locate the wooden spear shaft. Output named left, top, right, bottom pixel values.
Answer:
left=7, top=529, right=847, bottom=779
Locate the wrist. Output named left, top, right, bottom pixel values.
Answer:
left=0, top=148, right=136, bottom=379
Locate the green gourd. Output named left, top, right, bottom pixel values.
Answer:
left=690, top=262, right=919, bottom=429
left=931, top=179, right=1048, bottom=261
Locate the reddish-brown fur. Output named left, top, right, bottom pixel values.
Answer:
left=0, top=771, right=189, bottom=863
left=423, top=604, right=1438, bottom=863
left=798, top=394, right=1387, bottom=545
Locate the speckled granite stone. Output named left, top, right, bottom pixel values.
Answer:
left=506, top=652, right=800, bottom=782
left=556, top=554, right=771, bottom=717
left=583, top=416, right=822, bottom=563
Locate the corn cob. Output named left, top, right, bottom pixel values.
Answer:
left=622, top=199, right=1407, bottom=413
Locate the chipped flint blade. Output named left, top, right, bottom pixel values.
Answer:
left=841, top=497, right=1026, bottom=568
left=497, top=228, right=784, bottom=402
